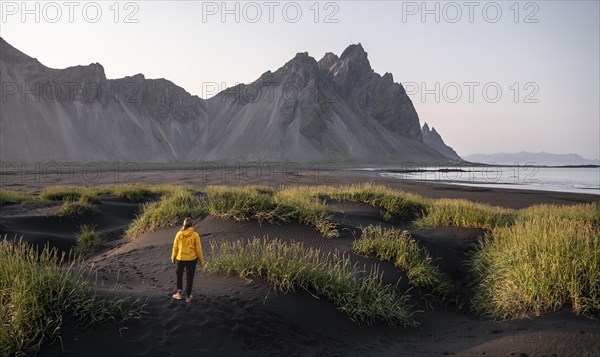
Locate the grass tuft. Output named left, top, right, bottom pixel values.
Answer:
left=315, top=183, right=431, bottom=222
left=353, top=225, right=454, bottom=300
left=0, top=189, right=36, bottom=206
left=205, top=185, right=279, bottom=222
left=518, top=202, right=600, bottom=226
left=55, top=196, right=101, bottom=217
left=414, top=198, right=516, bottom=229
left=40, top=186, right=91, bottom=201
left=125, top=186, right=207, bottom=239
left=207, top=237, right=415, bottom=327
left=40, top=183, right=165, bottom=204
left=0, top=239, right=143, bottom=356
left=105, top=183, right=154, bottom=203
left=75, top=225, right=103, bottom=255
left=471, top=210, right=600, bottom=319
left=275, top=187, right=339, bottom=238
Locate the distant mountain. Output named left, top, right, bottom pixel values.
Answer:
left=421, top=123, right=461, bottom=161
left=464, top=152, right=600, bottom=166
left=0, top=38, right=451, bottom=163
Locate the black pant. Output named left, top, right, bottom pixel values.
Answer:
left=175, top=259, right=197, bottom=296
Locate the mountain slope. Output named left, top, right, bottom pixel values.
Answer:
left=1, top=38, right=450, bottom=163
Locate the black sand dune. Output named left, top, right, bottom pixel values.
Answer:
left=36, top=214, right=600, bottom=357
left=0, top=196, right=140, bottom=252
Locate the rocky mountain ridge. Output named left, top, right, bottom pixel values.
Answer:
left=0, top=38, right=458, bottom=163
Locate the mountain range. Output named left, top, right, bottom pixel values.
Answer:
left=0, top=38, right=460, bottom=163
left=464, top=152, right=600, bottom=166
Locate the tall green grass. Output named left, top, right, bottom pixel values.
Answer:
left=254, top=183, right=430, bottom=233
left=75, top=225, right=103, bottom=255
left=301, top=183, right=431, bottom=222
left=471, top=213, right=600, bottom=319
left=205, top=185, right=280, bottom=221
left=40, top=185, right=94, bottom=201
left=0, top=239, right=142, bottom=355
left=275, top=187, right=338, bottom=238
left=125, top=186, right=208, bottom=239
left=519, top=202, right=600, bottom=226
left=101, top=183, right=154, bottom=203
left=0, top=189, right=36, bottom=206
left=353, top=225, right=454, bottom=300
left=205, top=185, right=338, bottom=238
left=414, top=198, right=516, bottom=229
left=40, top=183, right=171, bottom=203
left=207, top=237, right=415, bottom=327
left=125, top=185, right=339, bottom=239
left=55, top=195, right=101, bottom=217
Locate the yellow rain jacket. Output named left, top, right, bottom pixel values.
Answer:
left=171, top=227, right=204, bottom=264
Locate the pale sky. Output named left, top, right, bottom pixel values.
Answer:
left=1, top=0, right=599, bottom=159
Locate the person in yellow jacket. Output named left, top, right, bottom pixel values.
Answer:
left=171, top=217, right=204, bottom=303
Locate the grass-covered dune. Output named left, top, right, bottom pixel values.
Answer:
left=117, top=183, right=598, bottom=320
left=125, top=184, right=600, bottom=318
left=1, top=183, right=598, bottom=328
left=123, top=183, right=432, bottom=239
left=353, top=225, right=454, bottom=301
left=207, top=237, right=415, bottom=327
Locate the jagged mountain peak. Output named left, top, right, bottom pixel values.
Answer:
left=292, top=51, right=312, bottom=60
left=327, top=44, right=374, bottom=92
left=318, top=52, right=339, bottom=69
left=381, top=72, right=394, bottom=83
left=422, top=123, right=462, bottom=161
left=337, top=43, right=371, bottom=70
left=62, top=63, right=107, bottom=81
left=270, top=51, right=320, bottom=86
left=286, top=52, right=318, bottom=68
left=128, top=73, right=146, bottom=80
left=340, top=43, right=367, bottom=60
left=423, top=123, right=444, bottom=136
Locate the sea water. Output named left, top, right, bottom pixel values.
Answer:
left=368, top=166, right=600, bottom=195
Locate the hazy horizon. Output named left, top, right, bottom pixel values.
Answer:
left=1, top=1, right=598, bottom=159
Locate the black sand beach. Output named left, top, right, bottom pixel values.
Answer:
left=1, top=169, right=599, bottom=356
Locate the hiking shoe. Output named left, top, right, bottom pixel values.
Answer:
left=172, top=290, right=183, bottom=300
left=185, top=295, right=193, bottom=303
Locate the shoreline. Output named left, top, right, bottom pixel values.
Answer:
left=1, top=167, right=598, bottom=209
